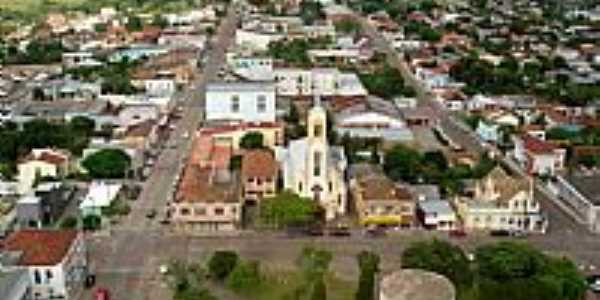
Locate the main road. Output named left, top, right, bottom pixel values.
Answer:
left=81, top=6, right=239, bottom=300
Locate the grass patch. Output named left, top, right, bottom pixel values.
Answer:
left=241, top=267, right=355, bottom=300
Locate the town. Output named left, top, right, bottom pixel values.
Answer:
left=0, top=0, right=600, bottom=300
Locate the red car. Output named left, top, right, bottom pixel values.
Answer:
left=449, top=229, right=467, bottom=238
left=94, top=288, right=110, bottom=300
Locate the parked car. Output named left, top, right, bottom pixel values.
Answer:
left=329, top=225, right=351, bottom=237
left=305, top=226, right=325, bottom=237
left=510, top=230, right=527, bottom=238
left=587, top=275, right=600, bottom=293
left=94, top=288, right=110, bottom=300
left=146, top=209, right=157, bottom=219
left=490, top=229, right=511, bottom=237
left=84, top=274, right=96, bottom=289
left=365, top=227, right=386, bottom=238
left=449, top=229, right=467, bottom=238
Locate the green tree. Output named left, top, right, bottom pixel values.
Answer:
left=126, top=15, right=144, bottom=31
left=334, top=19, right=360, bottom=34
left=226, top=260, right=262, bottom=292
left=151, top=14, right=168, bottom=28
left=208, top=251, right=239, bottom=281
left=383, top=144, right=422, bottom=182
left=82, top=149, right=131, bottom=179
left=355, top=251, right=380, bottom=300
left=82, top=214, right=101, bottom=231
left=402, top=239, right=473, bottom=288
left=308, top=277, right=327, bottom=300
left=59, top=216, right=79, bottom=229
left=240, top=132, right=264, bottom=149
left=259, top=191, right=318, bottom=228
left=297, top=247, right=333, bottom=282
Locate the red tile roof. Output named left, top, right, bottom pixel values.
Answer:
left=522, top=135, right=556, bottom=154
left=22, top=150, right=68, bottom=165
left=242, top=150, right=278, bottom=179
left=2, top=230, right=78, bottom=266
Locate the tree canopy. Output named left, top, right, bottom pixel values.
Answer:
left=208, top=251, right=239, bottom=281
left=82, top=149, right=131, bottom=179
left=259, top=191, right=319, bottom=228
left=402, top=239, right=473, bottom=288
left=239, top=132, right=264, bottom=149
left=358, top=65, right=416, bottom=99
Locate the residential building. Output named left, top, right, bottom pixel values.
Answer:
left=200, top=122, right=284, bottom=151
left=274, top=68, right=367, bottom=97
left=349, top=164, right=416, bottom=228
left=417, top=200, right=457, bottom=231
left=334, top=96, right=414, bottom=142
left=79, top=181, right=123, bottom=217
left=476, top=120, right=500, bottom=144
left=205, top=82, right=276, bottom=123
left=454, top=166, right=546, bottom=233
left=547, top=174, right=600, bottom=233
left=275, top=98, right=347, bottom=220
left=1, top=230, right=88, bottom=300
left=513, top=134, right=565, bottom=175
left=241, top=150, right=278, bottom=203
left=16, top=182, right=71, bottom=229
left=171, top=131, right=241, bottom=231
left=17, top=149, right=72, bottom=195
left=0, top=269, right=31, bottom=300
left=62, top=52, right=103, bottom=69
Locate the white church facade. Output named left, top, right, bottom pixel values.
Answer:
left=275, top=99, right=348, bottom=220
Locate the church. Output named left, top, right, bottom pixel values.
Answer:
left=275, top=98, right=348, bottom=220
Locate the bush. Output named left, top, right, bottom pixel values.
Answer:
left=208, top=251, right=239, bottom=280
left=60, top=216, right=79, bottom=229
left=226, top=260, right=262, bottom=292
left=82, top=215, right=101, bottom=231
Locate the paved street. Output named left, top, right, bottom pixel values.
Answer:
left=79, top=7, right=239, bottom=300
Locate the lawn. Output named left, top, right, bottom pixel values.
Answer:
left=242, top=267, right=356, bottom=300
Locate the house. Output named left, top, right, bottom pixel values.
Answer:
left=79, top=181, right=123, bottom=217
left=171, top=132, right=241, bottom=231
left=16, top=182, right=71, bottom=229
left=417, top=200, right=457, bottom=231
left=547, top=174, right=600, bottom=233
left=235, top=28, right=284, bottom=51
left=334, top=96, right=414, bottom=142
left=349, top=164, right=416, bottom=228
left=513, top=134, right=565, bottom=175
left=17, top=149, right=72, bottom=195
left=1, top=230, right=88, bottom=300
left=0, top=269, right=31, bottom=300
left=200, top=122, right=284, bottom=151
left=454, top=166, right=546, bottom=233
left=62, top=52, right=103, bottom=69
left=205, top=82, right=276, bottom=123
left=274, top=68, right=367, bottom=97
left=275, top=98, right=347, bottom=220
left=241, top=150, right=278, bottom=203
left=476, top=120, right=501, bottom=144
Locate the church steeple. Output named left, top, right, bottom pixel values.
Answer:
left=307, top=95, right=327, bottom=143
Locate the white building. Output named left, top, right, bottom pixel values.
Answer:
left=454, top=166, right=546, bottom=233
left=79, top=181, right=123, bottom=216
left=274, top=68, right=367, bottom=97
left=547, top=174, right=600, bottom=233
left=235, top=29, right=284, bottom=51
left=417, top=200, right=457, bottom=231
left=335, top=110, right=413, bottom=142
left=513, top=134, right=565, bottom=176
left=17, top=149, right=71, bottom=195
left=2, top=230, right=87, bottom=300
left=205, top=82, right=276, bottom=123
left=276, top=98, right=347, bottom=220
